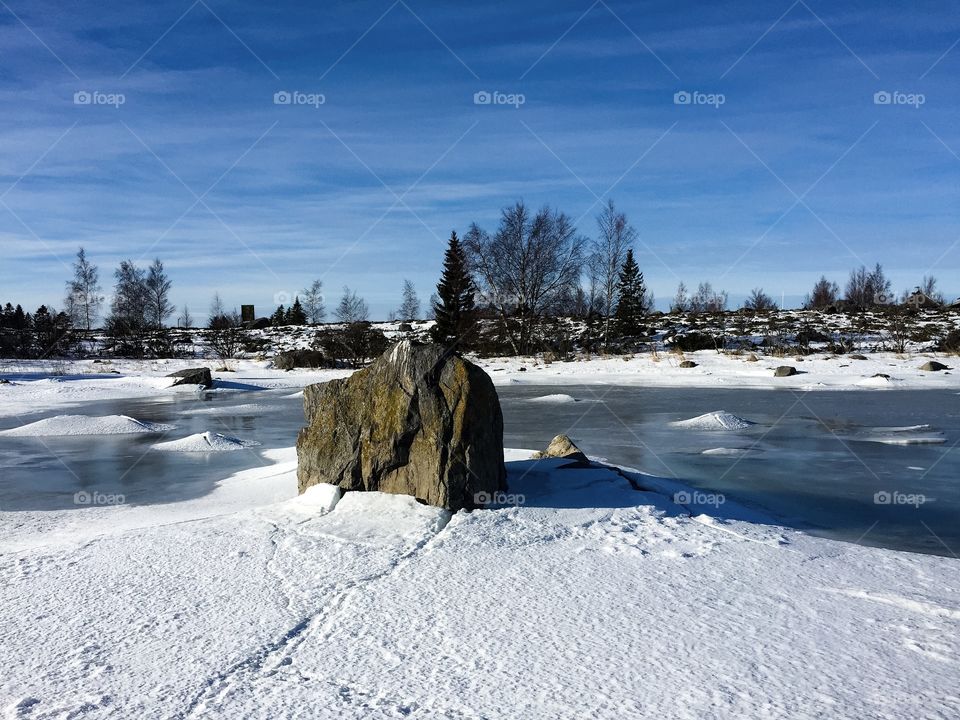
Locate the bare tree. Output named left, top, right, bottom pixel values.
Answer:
left=301, top=279, right=326, bottom=324
left=105, top=260, right=150, bottom=356
left=592, top=200, right=635, bottom=346
left=463, top=201, right=586, bottom=354
left=670, top=282, right=689, bottom=313
left=689, top=282, right=727, bottom=313
left=334, top=286, right=369, bottom=324
left=804, top=276, right=840, bottom=309
left=744, top=287, right=777, bottom=311
left=397, top=279, right=420, bottom=321
left=65, top=247, right=103, bottom=331
left=145, top=258, right=174, bottom=329
left=846, top=263, right=892, bottom=308
left=178, top=304, right=193, bottom=328
left=207, top=294, right=245, bottom=363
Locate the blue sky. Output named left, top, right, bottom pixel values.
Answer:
left=1, top=0, right=958, bottom=320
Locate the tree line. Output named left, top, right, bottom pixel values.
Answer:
left=0, top=204, right=952, bottom=360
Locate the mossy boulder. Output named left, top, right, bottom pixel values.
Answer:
left=296, top=340, right=506, bottom=511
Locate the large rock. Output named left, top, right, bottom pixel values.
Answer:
left=296, top=340, right=506, bottom=511
left=167, top=367, right=213, bottom=388
left=919, top=361, right=950, bottom=372
left=773, top=365, right=798, bottom=377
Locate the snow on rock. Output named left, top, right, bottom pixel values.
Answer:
left=0, top=414, right=174, bottom=436
left=151, top=431, right=261, bottom=452
left=671, top=410, right=756, bottom=430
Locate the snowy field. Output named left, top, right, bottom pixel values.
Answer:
left=2, top=355, right=959, bottom=718
left=1, top=349, right=958, bottom=423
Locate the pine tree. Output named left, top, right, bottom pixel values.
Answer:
left=285, top=297, right=307, bottom=325
left=613, top=249, right=647, bottom=336
left=271, top=305, right=286, bottom=326
left=431, top=231, right=477, bottom=347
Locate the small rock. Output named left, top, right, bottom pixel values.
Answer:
left=167, top=367, right=213, bottom=388
left=849, top=354, right=868, bottom=360
left=0, top=378, right=10, bottom=384
left=532, top=435, right=588, bottom=463
left=679, top=360, right=698, bottom=368
left=745, top=353, right=759, bottom=362
left=919, top=361, right=950, bottom=372
left=518, top=367, right=527, bottom=372
left=872, top=373, right=891, bottom=380
left=774, top=365, right=798, bottom=377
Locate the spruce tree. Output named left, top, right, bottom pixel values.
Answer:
left=271, top=305, right=286, bottom=326
left=613, top=249, right=647, bottom=336
left=431, top=231, right=477, bottom=347
left=285, top=297, right=307, bottom=325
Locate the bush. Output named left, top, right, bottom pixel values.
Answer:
left=317, top=322, right=390, bottom=367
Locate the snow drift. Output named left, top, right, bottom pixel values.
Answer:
left=672, top=411, right=756, bottom=430
left=0, top=414, right=174, bottom=437
left=151, top=431, right=261, bottom=452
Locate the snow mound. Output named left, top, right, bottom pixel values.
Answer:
left=701, top=447, right=751, bottom=456
left=151, top=431, right=261, bottom=452
left=672, top=411, right=756, bottom=430
left=528, top=393, right=578, bottom=403
left=0, top=414, right=174, bottom=437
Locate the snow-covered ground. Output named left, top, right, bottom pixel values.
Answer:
left=2, top=447, right=958, bottom=719
left=1, top=348, right=958, bottom=424
left=2, top=354, right=959, bottom=718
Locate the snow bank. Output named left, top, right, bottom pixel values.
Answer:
left=671, top=410, right=756, bottom=430
left=2, top=449, right=960, bottom=718
left=0, top=414, right=174, bottom=436
left=151, top=431, right=261, bottom=452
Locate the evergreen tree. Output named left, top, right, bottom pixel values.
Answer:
left=431, top=231, right=477, bottom=347
left=285, top=297, right=307, bottom=325
left=613, top=249, right=647, bottom=336
left=271, top=305, right=286, bottom=326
